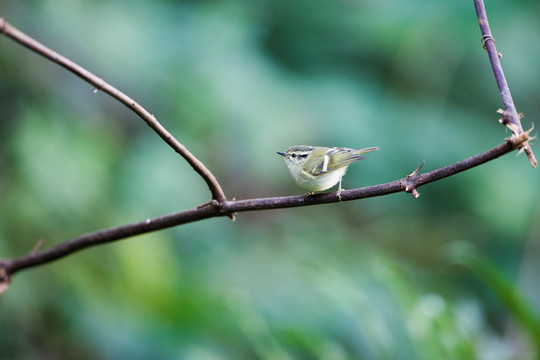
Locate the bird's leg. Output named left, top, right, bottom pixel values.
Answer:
left=337, top=177, right=343, bottom=201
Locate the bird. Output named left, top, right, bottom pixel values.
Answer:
left=277, top=145, right=379, bottom=198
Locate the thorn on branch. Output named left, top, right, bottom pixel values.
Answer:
left=497, top=108, right=512, bottom=126
left=29, top=238, right=45, bottom=256
left=507, top=124, right=535, bottom=150
left=401, top=161, right=425, bottom=198
left=497, top=110, right=537, bottom=167
left=410, top=188, right=420, bottom=199
left=211, top=198, right=236, bottom=221
left=407, top=161, right=425, bottom=178
left=229, top=198, right=237, bottom=221
left=0, top=265, right=10, bottom=294
left=401, top=181, right=420, bottom=198
left=497, top=108, right=521, bottom=136
left=528, top=125, right=538, bottom=146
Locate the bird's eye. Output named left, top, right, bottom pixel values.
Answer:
left=291, top=154, right=297, bottom=158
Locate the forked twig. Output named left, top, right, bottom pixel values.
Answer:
left=473, top=0, right=537, bottom=168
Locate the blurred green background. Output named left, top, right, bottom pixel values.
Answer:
left=1, top=0, right=540, bottom=359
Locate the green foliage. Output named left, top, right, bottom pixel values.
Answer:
left=1, top=0, right=540, bottom=359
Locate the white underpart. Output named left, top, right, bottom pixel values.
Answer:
left=295, top=166, right=348, bottom=192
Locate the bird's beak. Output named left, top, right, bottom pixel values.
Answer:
left=276, top=151, right=286, bottom=157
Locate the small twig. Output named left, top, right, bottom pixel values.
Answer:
left=0, top=18, right=228, bottom=202
left=29, top=238, right=45, bottom=256
left=473, top=1, right=537, bottom=168
left=0, top=138, right=521, bottom=289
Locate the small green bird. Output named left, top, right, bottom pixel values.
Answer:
left=277, top=145, right=379, bottom=197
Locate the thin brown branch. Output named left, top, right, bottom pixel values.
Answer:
left=0, top=17, right=228, bottom=202
left=0, top=7, right=536, bottom=294
left=473, top=0, right=537, bottom=168
left=0, top=136, right=527, bottom=289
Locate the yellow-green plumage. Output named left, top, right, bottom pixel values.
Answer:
left=277, top=145, right=379, bottom=195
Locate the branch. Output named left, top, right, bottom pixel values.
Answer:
left=0, top=7, right=536, bottom=294
left=473, top=0, right=537, bottom=168
left=0, top=134, right=529, bottom=289
left=0, top=17, right=228, bottom=202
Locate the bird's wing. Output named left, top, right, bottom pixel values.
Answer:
left=307, top=148, right=365, bottom=176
